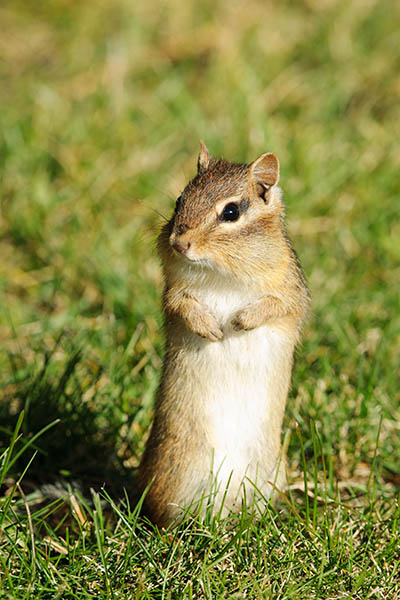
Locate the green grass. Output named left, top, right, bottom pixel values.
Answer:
left=1, top=0, right=399, bottom=597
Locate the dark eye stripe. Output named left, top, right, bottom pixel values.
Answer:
left=239, top=198, right=250, bottom=213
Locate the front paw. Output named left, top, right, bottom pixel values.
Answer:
left=200, top=322, right=224, bottom=342
left=231, top=306, right=261, bottom=332
left=190, top=311, right=224, bottom=342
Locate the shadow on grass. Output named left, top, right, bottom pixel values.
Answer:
left=0, top=336, right=141, bottom=507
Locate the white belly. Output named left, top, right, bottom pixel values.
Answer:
left=186, top=281, right=293, bottom=498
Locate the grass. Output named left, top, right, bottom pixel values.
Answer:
left=0, top=0, right=399, bottom=597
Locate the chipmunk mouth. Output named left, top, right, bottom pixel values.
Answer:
left=175, top=249, right=207, bottom=265
left=172, top=246, right=214, bottom=268
left=169, top=234, right=215, bottom=267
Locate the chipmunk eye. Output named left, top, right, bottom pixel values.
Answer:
left=220, top=202, right=240, bottom=222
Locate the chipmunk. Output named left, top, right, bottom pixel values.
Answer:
left=138, top=142, right=309, bottom=527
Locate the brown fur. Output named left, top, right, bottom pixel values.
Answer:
left=138, top=145, right=310, bottom=527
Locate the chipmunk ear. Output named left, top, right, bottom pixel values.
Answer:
left=197, top=140, right=212, bottom=174
left=250, top=152, right=280, bottom=188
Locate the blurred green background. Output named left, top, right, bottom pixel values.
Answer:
left=0, top=0, right=399, bottom=488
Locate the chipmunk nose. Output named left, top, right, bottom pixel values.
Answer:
left=171, top=239, right=191, bottom=255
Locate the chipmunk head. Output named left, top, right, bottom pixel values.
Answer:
left=165, top=142, right=284, bottom=276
